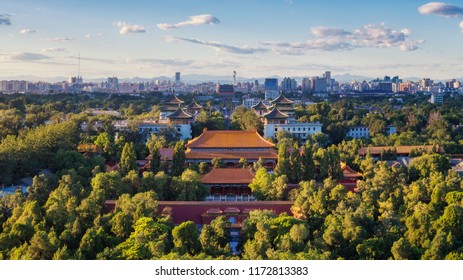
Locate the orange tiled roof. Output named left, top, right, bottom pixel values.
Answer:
left=186, top=129, right=275, bottom=148
left=186, top=100, right=203, bottom=109
left=146, top=148, right=174, bottom=161
left=186, top=150, right=277, bottom=160
left=252, top=100, right=269, bottom=110
left=166, top=95, right=184, bottom=105
left=270, top=93, right=294, bottom=105
left=262, top=107, right=289, bottom=119
left=167, top=107, right=192, bottom=119
left=341, top=162, right=362, bottom=178
left=358, top=145, right=445, bottom=156
left=201, top=168, right=255, bottom=184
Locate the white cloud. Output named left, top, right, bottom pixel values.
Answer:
left=311, top=26, right=351, bottom=37
left=262, top=23, right=424, bottom=54
left=116, top=21, right=145, bottom=34
left=400, top=28, right=413, bottom=36
left=42, top=37, right=73, bottom=42
left=418, top=2, right=463, bottom=17
left=85, top=33, right=103, bottom=38
left=1, top=52, right=50, bottom=61
left=42, top=48, right=67, bottom=53
left=165, top=36, right=269, bottom=54
left=157, top=14, right=220, bottom=30
left=134, top=58, right=194, bottom=66
left=19, top=29, right=36, bottom=34
left=0, top=14, right=12, bottom=25
left=460, top=21, right=463, bottom=32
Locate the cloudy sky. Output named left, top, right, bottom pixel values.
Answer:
left=1, top=0, right=463, bottom=81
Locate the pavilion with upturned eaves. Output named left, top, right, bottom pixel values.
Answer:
left=200, top=168, right=255, bottom=201
left=252, top=100, right=270, bottom=117
left=269, top=93, right=295, bottom=117
left=185, top=129, right=277, bottom=168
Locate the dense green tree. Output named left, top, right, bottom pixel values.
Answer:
left=172, top=141, right=186, bottom=176
left=230, top=107, right=263, bottom=133
left=300, top=140, right=316, bottom=181
left=119, top=142, right=137, bottom=176
left=316, top=146, right=342, bottom=181
left=426, top=112, right=451, bottom=144
left=249, top=168, right=273, bottom=200
left=0, top=121, right=79, bottom=185
left=391, top=237, right=421, bottom=260
left=173, top=169, right=207, bottom=201
left=91, top=171, right=127, bottom=199
left=27, top=174, right=53, bottom=206
left=362, top=112, right=387, bottom=136
left=78, top=226, right=108, bottom=259
left=117, top=217, right=171, bottom=259
left=149, top=146, right=161, bottom=174
left=172, top=221, right=201, bottom=255
left=289, top=143, right=301, bottom=183
left=409, top=153, right=451, bottom=180
left=94, top=132, right=115, bottom=157
left=199, top=216, right=231, bottom=257
left=274, top=143, right=291, bottom=177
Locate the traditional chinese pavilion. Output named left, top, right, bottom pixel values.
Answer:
left=185, top=129, right=277, bottom=168
left=252, top=100, right=270, bottom=116
left=269, top=93, right=295, bottom=117
left=185, top=99, right=203, bottom=116
left=201, top=168, right=254, bottom=197
left=162, top=94, right=185, bottom=113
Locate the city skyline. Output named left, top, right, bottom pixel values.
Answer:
left=1, top=0, right=463, bottom=80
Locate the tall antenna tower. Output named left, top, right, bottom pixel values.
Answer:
left=233, top=71, right=236, bottom=86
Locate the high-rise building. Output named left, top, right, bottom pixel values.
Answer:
left=264, top=78, right=279, bottom=100
left=324, top=71, right=331, bottom=90
left=311, top=76, right=326, bottom=93
left=68, top=76, right=83, bottom=85
left=392, top=76, right=401, bottom=84
left=107, top=77, right=119, bottom=91
left=421, top=78, right=432, bottom=88
left=301, top=78, right=311, bottom=93
left=175, top=72, right=181, bottom=83
left=378, top=82, right=393, bottom=92
left=281, top=77, right=297, bottom=92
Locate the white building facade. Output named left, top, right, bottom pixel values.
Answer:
left=264, top=122, right=322, bottom=140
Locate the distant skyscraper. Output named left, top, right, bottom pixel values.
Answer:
left=264, top=78, right=279, bottom=100
left=175, top=72, right=181, bottom=83
left=421, top=78, right=432, bottom=88
left=311, top=76, right=326, bottom=93
left=302, top=78, right=311, bottom=93
left=324, top=71, right=331, bottom=89
left=107, top=77, right=119, bottom=91
left=281, top=77, right=297, bottom=92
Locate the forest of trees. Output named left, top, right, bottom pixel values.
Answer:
left=1, top=92, right=463, bottom=259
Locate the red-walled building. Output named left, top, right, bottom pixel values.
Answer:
left=105, top=200, right=293, bottom=226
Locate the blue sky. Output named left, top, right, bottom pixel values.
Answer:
left=1, top=0, right=463, bottom=81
